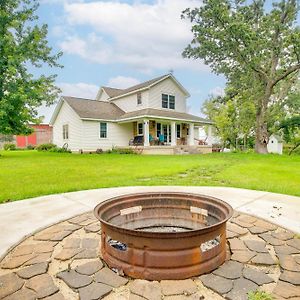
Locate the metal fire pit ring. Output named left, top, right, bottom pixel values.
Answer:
left=94, top=192, right=233, bottom=280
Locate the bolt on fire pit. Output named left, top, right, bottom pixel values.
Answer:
left=94, top=192, right=233, bottom=280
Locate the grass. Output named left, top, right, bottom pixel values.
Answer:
left=0, top=150, right=299, bottom=203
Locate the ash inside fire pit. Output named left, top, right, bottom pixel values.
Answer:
left=136, top=225, right=192, bottom=232
left=94, top=192, right=233, bottom=280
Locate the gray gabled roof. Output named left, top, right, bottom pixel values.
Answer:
left=51, top=96, right=212, bottom=125
left=101, top=87, right=124, bottom=98
left=112, top=74, right=168, bottom=97
left=63, top=96, right=125, bottom=120
left=98, top=74, right=190, bottom=101
left=118, top=108, right=213, bottom=124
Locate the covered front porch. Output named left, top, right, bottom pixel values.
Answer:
left=127, top=119, right=213, bottom=147
left=117, top=118, right=213, bottom=154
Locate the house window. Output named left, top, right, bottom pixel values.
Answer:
left=137, top=92, right=142, bottom=105
left=156, top=123, right=161, bottom=138
left=63, top=124, right=69, bottom=140
left=161, top=94, right=175, bottom=109
left=137, top=122, right=143, bottom=135
left=100, top=122, right=107, bottom=138
left=169, top=95, right=175, bottom=109
left=176, top=124, right=181, bottom=138
left=162, top=94, right=168, bottom=108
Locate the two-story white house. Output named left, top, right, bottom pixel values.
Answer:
left=50, top=74, right=213, bottom=154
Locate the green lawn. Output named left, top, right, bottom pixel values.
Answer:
left=0, top=150, right=299, bottom=203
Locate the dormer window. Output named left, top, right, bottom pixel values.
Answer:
left=137, top=92, right=142, bottom=105
left=162, top=94, right=175, bottom=109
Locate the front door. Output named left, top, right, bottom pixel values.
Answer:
left=162, top=124, right=171, bottom=144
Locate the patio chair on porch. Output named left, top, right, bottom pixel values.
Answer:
left=158, top=134, right=164, bottom=145
left=129, top=136, right=144, bottom=146
left=149, top=134, right=154, bottom=146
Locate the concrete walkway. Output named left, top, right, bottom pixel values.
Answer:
left=0, top=186, right=299, bottom=258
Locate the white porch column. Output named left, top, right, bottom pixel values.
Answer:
left=170, top=121, right=176, bottom=146
left=188, top=123, right=195, bottom=146
left=143, top=119, right=150, bottom=146
left=207, top=125, right=213, bottom=146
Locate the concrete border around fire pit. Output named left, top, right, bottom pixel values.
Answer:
left=0, top=186, right=299, bottom=259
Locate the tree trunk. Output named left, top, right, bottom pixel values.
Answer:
left=255, top=90, right=271, bottom=154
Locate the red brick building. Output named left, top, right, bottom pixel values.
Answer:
left=16, top=124, right=52, bottom=148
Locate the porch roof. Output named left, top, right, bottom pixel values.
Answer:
left=118, top=108, right=213, bottom=124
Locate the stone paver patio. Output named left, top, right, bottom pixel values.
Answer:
left=1, top=209, right=300, bottom=300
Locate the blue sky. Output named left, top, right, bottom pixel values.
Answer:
left=35, top=0, right=226, bottom=121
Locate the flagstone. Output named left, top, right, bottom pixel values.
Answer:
left=244, top=240, right=268, bottom=253
left=75, top=260, right=103, bottom=275
left=272, top=231, right=294, bottom=241
left=259, top=233, right=285, bottom=246
left=243, top=267, right=274, bottom=285
left=0, top=273, right=24, bottom=299
left=287, top=239, right=300, bottom=251
left=161, top=279, right=197, bottom=296
left=213, top=261, right=243, bottom=279
left=57, top=270, right=92, bottom=289
left=225, top=278, right=258, bottom=300
left=251, top=253, right=276, bottom=265
left=26, top=274, right=59, bottom=299
left=17, top=262, right=49, bottom=279
left=130, top=279, right=161, bottom=300
left=200, top=273, right=233, bottom=294
left=95, top=267, right=128, bottom=288
left=79, top=282, right=112, bottom=300
left=280, top=271, right=300, bottom=285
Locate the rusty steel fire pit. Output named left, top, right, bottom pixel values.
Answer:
left=94, top=192, right=233, bottom=280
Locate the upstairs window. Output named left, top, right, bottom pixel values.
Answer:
left=162, top=94, right=169, bottom=108
left=161, top=94, right=175, bottom=109
left=63, top=124, right=69, bottom=140
left=169, top=95, right=175, bottom=109
left=100, top=122, right=107, bottom=138
left=137, top=92, right=142, bottom=105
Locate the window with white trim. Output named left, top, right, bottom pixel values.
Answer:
left=156, top=123, right=161, bottom=138
left=100, top=122, right=107, bottom=138
left=137, top=92, right=142, bottom=105
left=161, top=94, right=175, bottom=109
left=63, top=124, right=69, bottom=140
left=176, top=124, right=181, bottom=138
left=137, top=122, right=143, bottom=135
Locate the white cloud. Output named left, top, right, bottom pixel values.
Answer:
left=209, top=86, right=225, bottom=97
left=107, top=76, right=140, bottom=89
left=58, top=82, right=99, bottom=99
left=59, top=0, right=206, bottom=73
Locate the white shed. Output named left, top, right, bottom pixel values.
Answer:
left=267, top=134, right=283, bottom=155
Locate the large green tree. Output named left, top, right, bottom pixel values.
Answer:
left=202, top=88, right=256, bottom=149
left=182, top=0, right=300, bottom=153
left=0, top=0, right=62, bottom=135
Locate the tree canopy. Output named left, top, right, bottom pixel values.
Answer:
left=183, top=0, right=300, bottom=153
left=0, top=0, right=62, bottom=135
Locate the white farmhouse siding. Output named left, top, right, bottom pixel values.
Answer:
left=111, top=90, right=149, bottom=112
left=148, top=78, right=187, bottom=113
left=81, top=121, right=132, bottom=151
left=52, top=101, right=83, bottom=151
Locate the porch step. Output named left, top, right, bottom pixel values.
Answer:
left=174, top=146, right=198, bottom=155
